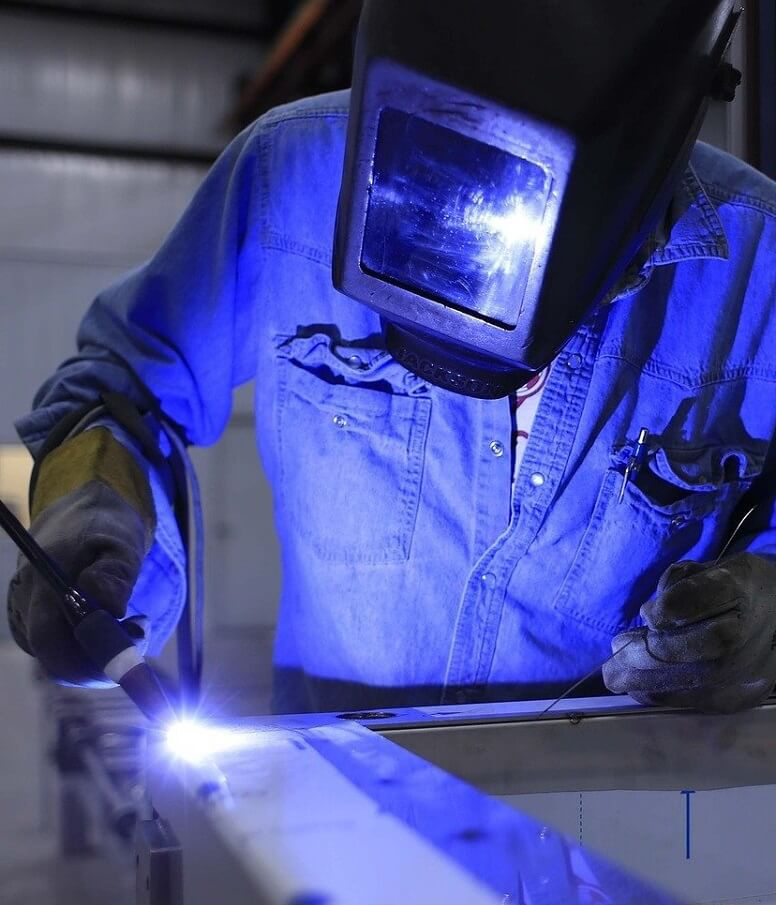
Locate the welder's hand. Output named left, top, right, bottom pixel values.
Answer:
left=7, top=428, right=155, bottom=687
left=603, top=553, right=776, bottom=713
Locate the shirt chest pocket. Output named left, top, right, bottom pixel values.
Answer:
left=553, top=442, right=765, bottom=635
left=276, top=353, right=431, bottom=564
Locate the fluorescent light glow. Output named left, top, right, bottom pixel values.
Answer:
left=165, top=719, right=254, bottom=764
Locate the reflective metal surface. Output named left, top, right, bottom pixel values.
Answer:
left=147, top=697, right=704, bottom=905
left=378, top=695, right=776, bottom=793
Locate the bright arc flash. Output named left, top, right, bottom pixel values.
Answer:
left=460, top=191, right=541, bottom=283
left=165, top=719, right=253, bottom=764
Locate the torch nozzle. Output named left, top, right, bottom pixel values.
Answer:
left=118, top=662, right=179, bottom=727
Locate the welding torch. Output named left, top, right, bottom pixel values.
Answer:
left=0, top=496, right=177, bottom=726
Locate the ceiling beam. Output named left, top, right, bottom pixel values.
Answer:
left=229, top=0, right=361, bottom=128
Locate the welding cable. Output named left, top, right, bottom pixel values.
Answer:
left=161, top=421, right=206, bottom=708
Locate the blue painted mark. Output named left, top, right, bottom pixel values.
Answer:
left=681, top=790, right=695, bottom=859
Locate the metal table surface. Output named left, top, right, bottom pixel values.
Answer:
left=145, top=695, right=776, bottom=905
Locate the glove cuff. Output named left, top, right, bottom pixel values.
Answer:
left=31, top=428, right=156, bottom=546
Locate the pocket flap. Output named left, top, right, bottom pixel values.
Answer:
left=276, top=331, right=428, bottom=395
left=281, top=360, right=417, bottom=423
left=651, top=445, right=765, bottom=491
left=275, top=336, right=431, bottom=565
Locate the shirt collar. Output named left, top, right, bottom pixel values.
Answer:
left=650, top=163, right=729, bottom=265
left=604, top=163, right=729, bottom=304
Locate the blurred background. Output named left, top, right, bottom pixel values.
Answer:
left=0, top=2, right=773, bottom=903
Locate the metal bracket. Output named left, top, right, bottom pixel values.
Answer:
left=136, top=817, right=183, bottom=905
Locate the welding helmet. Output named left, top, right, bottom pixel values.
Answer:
left=333, top=0, right=742, bottom=398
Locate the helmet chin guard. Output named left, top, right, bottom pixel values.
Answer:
left=383, top=321, right=535, bottom=400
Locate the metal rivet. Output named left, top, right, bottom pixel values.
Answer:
left=481, top=572, right=496, bottom=588
left=489, top=440, right=505, bottom=458
left=530, top=472, right=546, bottom=487
left=332, top=414, right=348, bottom=429
left=347, top=355, right=364, bottom=369
left=566, top=353, right=583, bottom=370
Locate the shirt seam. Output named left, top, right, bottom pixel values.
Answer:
left=596, top=351, right=776, bottom=387
left=259, top=109, right=350, bottom=129
left=702, top=182, right=776, bottom=219
left=256, top=110, right=343, bottom=266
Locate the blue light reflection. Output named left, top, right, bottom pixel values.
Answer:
left=165, top=719, right=256, bottom=764
left=362, top=108, right=551, bottom=327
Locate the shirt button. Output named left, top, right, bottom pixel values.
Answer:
left=530, top=472, right=546, bottom=487
left=332, top=414, right=348, bottom=429
left=481, top=572, right=496, bottom=588
left=670, top=515, right=687, bottom=529
left=489, top=440, right=505, bottom=458
left=566, top=353, right=583, bottom=370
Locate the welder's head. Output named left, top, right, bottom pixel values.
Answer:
left=333, top=0, right=743, bottom=398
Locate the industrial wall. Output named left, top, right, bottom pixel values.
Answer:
left=0, top=2, right=280, bottom=661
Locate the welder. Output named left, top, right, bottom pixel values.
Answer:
left=8, top=0, right=776, bottom=715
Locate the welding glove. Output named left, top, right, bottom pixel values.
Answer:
left=7, top=428, right=155, bottom=687
left=603, top=553, right=776, bottom=713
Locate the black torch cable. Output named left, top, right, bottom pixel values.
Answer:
left=0, top=498, right=88, bottom=622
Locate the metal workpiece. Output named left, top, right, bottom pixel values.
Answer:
left=136, top=817, right=183, bottom=905
left=145, top=698, right=726, bottom=905
left=375, top=695, right=776, bottom=795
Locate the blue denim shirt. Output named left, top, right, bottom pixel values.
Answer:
left=16, top=91, right=776, bottom=713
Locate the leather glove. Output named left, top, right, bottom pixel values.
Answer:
left=603, top=552, right=776, bottom=713
left=7, top=428, right=155, bottom=687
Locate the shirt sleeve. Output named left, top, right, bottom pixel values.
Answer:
left=15, top=119, right=264, bottom=456
left=14, top=122, right=265, bottom=654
